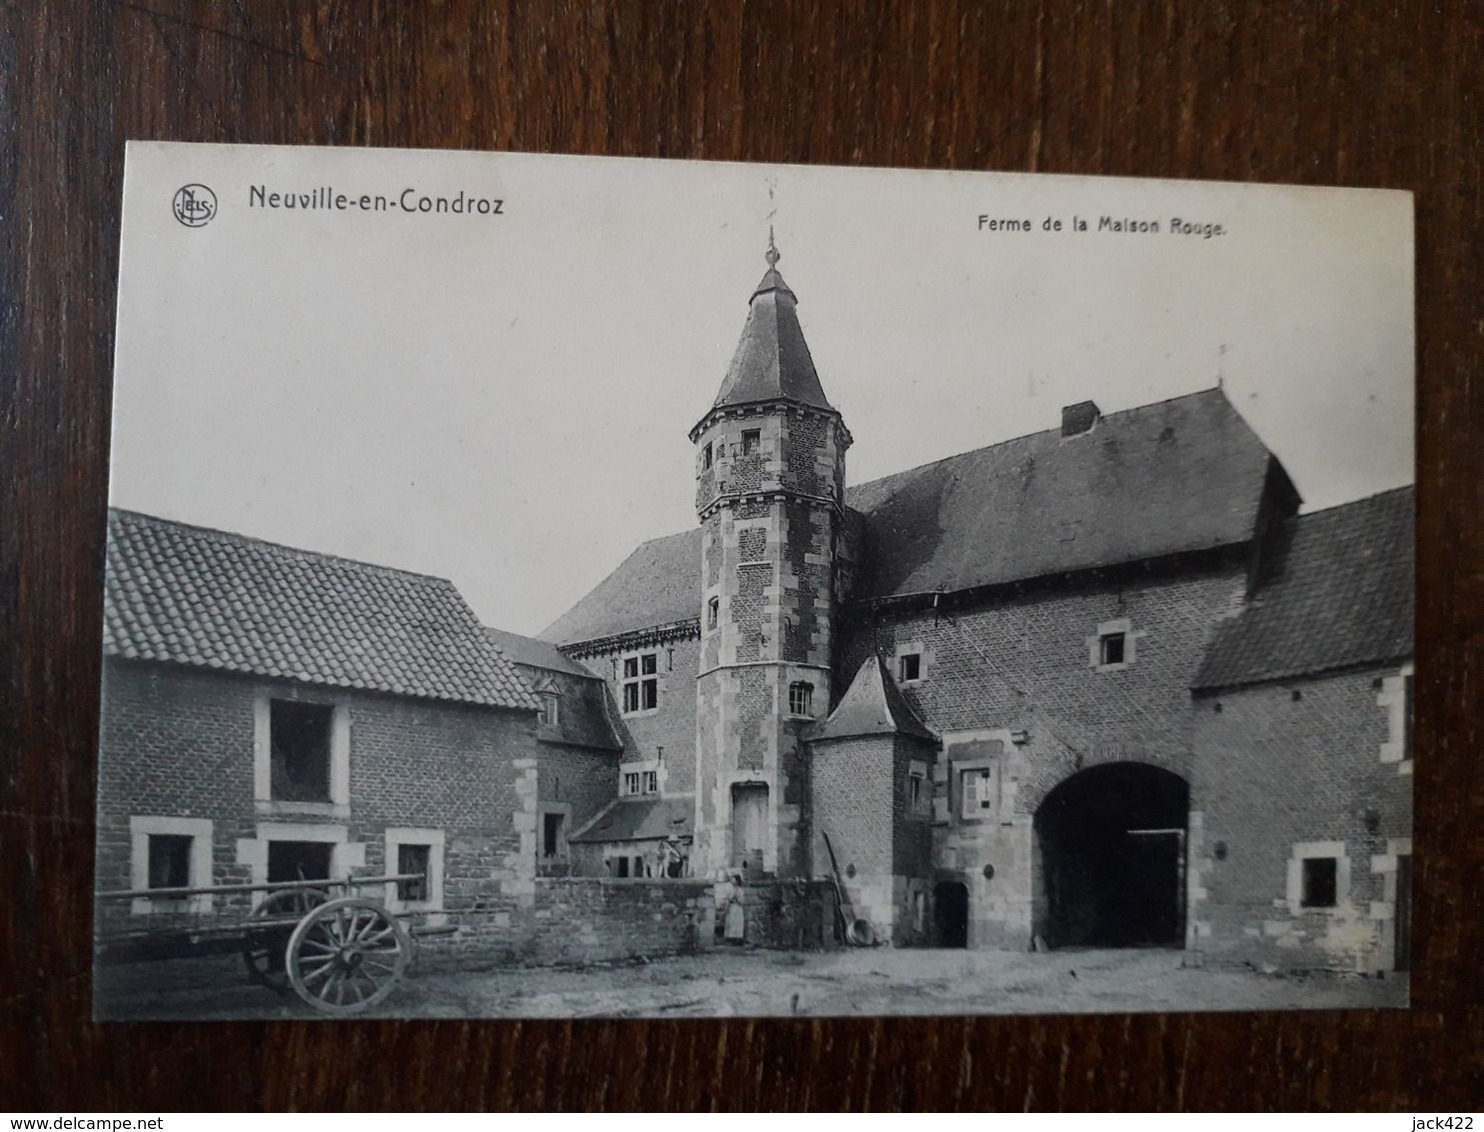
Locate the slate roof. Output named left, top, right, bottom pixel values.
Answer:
left=542, top=528, right=701, bottom=645
left=569, top=795, right=695, bottom=844
left=543, top=390, right=1286, bottom=646
left=848, top=390, right=1282, bottom=598
left=809, top=656, right=937, bottom=744
left=483, top=626, right=596, bottom=679
left=1193, top=486, right=1414, bottom=690
left=104, top=508, right=540, bottom=711
left=483, top=627, right=624, bottom=751
left=705, top=256, right=834, bottom=419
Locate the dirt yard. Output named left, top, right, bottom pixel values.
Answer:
left=95, top=944, right=1407, bottom=1020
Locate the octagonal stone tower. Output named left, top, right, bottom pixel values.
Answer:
left=690, top=236, right=852, bottom=879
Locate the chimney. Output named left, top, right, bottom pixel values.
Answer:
left=1061, top=400, right=1101, bottom=437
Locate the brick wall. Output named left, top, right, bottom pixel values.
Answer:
left=96, top=658, right=535, bottom=934
left=576, top=633, right=699, bottom=796
left=1190, top=663, right=1412, bottom=972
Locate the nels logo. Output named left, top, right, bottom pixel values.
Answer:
left=172, top=184, right=217, bottom=228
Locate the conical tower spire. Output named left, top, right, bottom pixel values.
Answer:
left=703, top=234, right=834, bottom=419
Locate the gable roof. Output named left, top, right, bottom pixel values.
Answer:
left=1193, top=486, right=1414, bottom=690
left=705, top=256, right=834, bottom=420
left=541, top=528, right=701, bottom=646
left=543, top=390, right=1285, bottom=646
left=104, top=509, right=539, bottom=711
left=809, top=656, right=937, bottom=744
left=849, top=389, right=1281, bottom=599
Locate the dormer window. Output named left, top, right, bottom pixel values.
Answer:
left=537, top=692, right=559, bottom=727
left=621, top=761, right=660, bottom=796
left=741, top=429, right=760, bottom=456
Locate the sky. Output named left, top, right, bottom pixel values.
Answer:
left=110, top=144, right=1414, bottom=636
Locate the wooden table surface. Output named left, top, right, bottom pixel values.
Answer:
left=3, top=1, right=1481, bottom=1111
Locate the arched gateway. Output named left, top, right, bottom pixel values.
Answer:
left=1033, top=763, right=1189, bottom=949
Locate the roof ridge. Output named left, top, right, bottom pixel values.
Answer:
left=1295, top=483, right=1414, bottom=519
left=109, top=507, right=461, bottom=588
left=847, top=387, right=1236, bottom=498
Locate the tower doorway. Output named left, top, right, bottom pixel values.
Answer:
left=932, top=881, right=969, bottom=948
left=730, top=783, right=768, bottom=872
left=1034, top=763, right=1188, bottom=949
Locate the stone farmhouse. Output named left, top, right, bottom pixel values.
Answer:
left=539, top=242, right=1414, bottom=973
left=95, top=242, right=1412, bottom=976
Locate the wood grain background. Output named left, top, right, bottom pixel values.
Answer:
left=3, top=0, right=1481, bottom=1111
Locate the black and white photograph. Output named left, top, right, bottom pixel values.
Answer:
left=94, top=141, right=1414, bottom=1020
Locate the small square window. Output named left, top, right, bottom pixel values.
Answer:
left=147, top=834, right=193, bottom=890
left=741, top=429, right=760, bottom=455
left=1099, top=632, right=1126, bottom=667
left=1301, top=857, right=1338, bottom=908
left=899, top=653, right=921, bottom=682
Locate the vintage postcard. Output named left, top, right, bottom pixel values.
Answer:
left=95, top=143, right=1414, bottom=1018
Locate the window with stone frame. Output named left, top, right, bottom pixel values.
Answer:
left=146, top=834, right=193, bottom=890
left=906, top=762, right=931, bottom=818
left=621, top=652, right=659, bottom=714
left=741, top=428, right=760, bottom=456
left=396, top=843, right=432, bottom=903
left=707, top=597, right=720, bottom=631
left=702, top=442, right=713, bottom=470
left=898, top=652, right=922, bottom=683
left=541, top=812, right=566, bottom=860
left=1301, top=857, right=1338, bottom=908
left=788, top=681, right=814, bottom=717
left=269, top=699, right=334, bottom=802
left=959, top=766, right=994, bottom=820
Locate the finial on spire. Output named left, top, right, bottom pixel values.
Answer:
left=765, top=226, right=780, bottom=268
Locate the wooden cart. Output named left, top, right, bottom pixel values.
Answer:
left=95, top=874, right=422, bottom=1016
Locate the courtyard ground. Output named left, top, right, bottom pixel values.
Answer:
left=95, top=944, right=1408, bottom=1020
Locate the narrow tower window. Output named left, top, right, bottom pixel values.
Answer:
left=788, top=681, right=813, bottom=717
left=702, top=442, right=713, bottom=470
left=707, top=597, right=720, bottom=631
left=741, top=429, right=760, bottom=456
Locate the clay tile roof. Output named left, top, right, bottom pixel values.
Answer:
left=569, top=795, right=695, bottom=844
left=809, top=655, right=937, bottom=744
left=1193, top=486, right=1414, bottom=689
left=541, top=529, right=701, bottom=646
left=104, top=508, right=540, bottom=711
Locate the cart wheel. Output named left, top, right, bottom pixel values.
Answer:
left=286, top=897, right=411, bottom=1016
left=243, top=887, right=328, bottom=993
